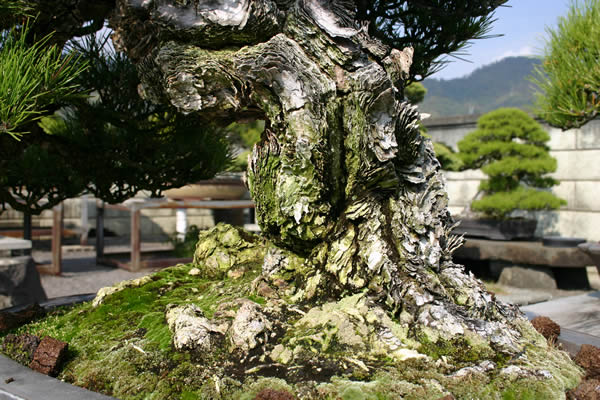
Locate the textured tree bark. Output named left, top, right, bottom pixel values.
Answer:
left=110, top=0, right=522, bottom=347
left=109, top=1, right=579, bottom=395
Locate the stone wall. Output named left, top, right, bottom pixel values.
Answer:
left=424, top=115, right=600, bottom=241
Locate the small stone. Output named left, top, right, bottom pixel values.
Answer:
left=270, top=344, right=293, bottom=364
left=188, top=267, right=201, bottom=276
left=575, top=344, right=600, bottom=379
left=531, top=316, right=560, bottom=343
left=29, top=336, right=68, bottom=377
left=165, top=304, right=227, bottom=351
left=257, top=282, right=277, bottom=299
left=500, top=365, right=524, bottom=376
left=2, top=333, right=41, bottom=364
left=227, top=268, right=246, bottom=279
left=93, top=275, right=152, bottom=307
left=254, top=388, right=295, bottom=400
left=228, top=301, right=271, bottom=352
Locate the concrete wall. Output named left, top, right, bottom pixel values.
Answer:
left=424, top=116, right=600, bottom=241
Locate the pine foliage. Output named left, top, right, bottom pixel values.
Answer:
left=458, top=108, right=565, bottom=218
left=432, top=142, right=463, bottom=171
left=357, top=0, right=508, bottom=81
left=532, top=0, right=600, bottom=129
left=0, top=31, right=231, bottom=214
left=0, top=24, right=86, bottom=139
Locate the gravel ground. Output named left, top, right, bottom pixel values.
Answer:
left=34, top=251, right=158, bottom=299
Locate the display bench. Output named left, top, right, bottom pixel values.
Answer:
left=454, top=238, right=599, bottom=289
left=96, top=198, right=255, bottom=271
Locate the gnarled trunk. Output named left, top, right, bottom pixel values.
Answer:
left=108, top=1, right=579, bottom=396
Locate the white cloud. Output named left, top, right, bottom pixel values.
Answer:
left=492, top=46, right=535, bottom=62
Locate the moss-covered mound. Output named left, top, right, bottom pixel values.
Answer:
left=1, top=225, right=581, bottom=399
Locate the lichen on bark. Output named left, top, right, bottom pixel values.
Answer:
left=61, top=0, right=587, bottom=396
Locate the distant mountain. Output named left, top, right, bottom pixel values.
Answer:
left=419, top=56, right=541, bottom=118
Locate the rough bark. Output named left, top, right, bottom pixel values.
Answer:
left=107, top=0, right=580, bottom=396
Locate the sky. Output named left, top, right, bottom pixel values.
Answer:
left=429, top=0, right=572, bottom=80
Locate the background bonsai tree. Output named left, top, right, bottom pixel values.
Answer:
left=532, top=0, right=600, bottom=129
left=458, top=108, right=566, bottom=218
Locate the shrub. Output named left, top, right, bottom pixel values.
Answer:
left=457, top=108, right=566, bottom=218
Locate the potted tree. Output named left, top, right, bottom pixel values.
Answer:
left=455, top=108, right=566, bottom=240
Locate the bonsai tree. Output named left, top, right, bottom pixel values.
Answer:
left=458, top=108, right=566, bottom=218
left=532, top=0, right=600, bottom=129
left=0, top=1, right=581, bottom=399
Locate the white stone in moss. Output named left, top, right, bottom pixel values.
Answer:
left=453, top=360, right=496, bottom=377
left=92, top=275, right=153, bottom=307
left=270, top=344, right=293, bottom=364
left=228, top=301, right=271, bottom=352
left=165, top=304, right=228, bottom=351
left=188, top=267, right=201, bottom=276
left=392, top=348, right=427, bottom=361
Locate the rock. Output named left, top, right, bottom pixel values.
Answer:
left=575, top=344, right=600, bottom=379
left=531, top=316, right=561, bottom=343
left=29, top=336, right=68, bottom=377
left=495, top=262, right=557, bottom=290
left=228, top=301, right=271, bottom=352
left=193, top=224, right=265, bottom=279
left=0, top=303, right=45, bottom=333
left=293, top=293, right=427, bottom=361
left=1, top=333, right=41, bottom=364
left=453, top=361, right=496, bottom=377
left=566, top=378, right=600, bottom=400
left=0, top=256, right=47, bottom=309
left=270, top=344, right=293, bottom=364
left=227, top=267, right=246, bottom=279
left=188, top=267, right=201, bottom=276
left=256, top=281, right=277, bottom=299
left=92, top=275, right=153, bottom=307
left=165, top=304, right=228, bottom=351
left=254, top=388, right=296, bottom=400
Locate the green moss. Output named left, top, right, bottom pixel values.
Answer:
left=413, top=328, right=515, bottom=369
left=193, top=223, right=265, bottom=279
left=0, top=257, right=268, bottom=399
left=0, top=257, right=581, bottom=400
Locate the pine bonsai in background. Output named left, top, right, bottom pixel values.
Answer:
left=458, top=108, right=566, bottom=218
